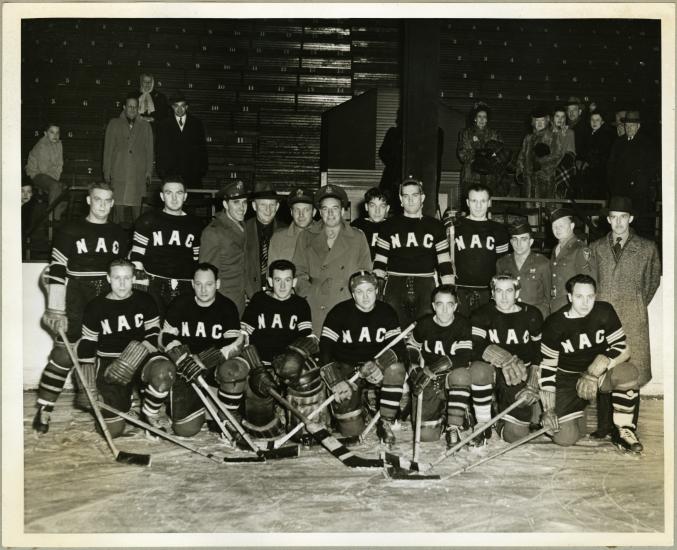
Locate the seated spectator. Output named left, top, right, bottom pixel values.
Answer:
left=25, top=123, right=65, bottom=221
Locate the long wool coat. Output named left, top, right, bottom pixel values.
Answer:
left=244, top=216, right=286, bottom=298
left=590, top=231, right=661, bottom=386
left=292, top=222, right=372, bottom=335
left=103, top=113, right=153, bottom=206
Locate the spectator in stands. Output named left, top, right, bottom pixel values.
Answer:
left=25, top=123, right=65, bottom=221
left=245, top=182, right=286, bottom=296
left=566, top=96, right=589, bottom=166
left=581, top=108, right=615, bottom=199
left=103, top=93, right=153, bottom=227
left=137, top=73, right=169, bottom=128
left=350, top=187, right=391, bottom=260
left=606, top=111, right=658, bottom=239
left=613, top=109, right=627, bottom=138
left=268, top=187, right=317, bottom=266
left=550, top=105, right=576, bottom=155
left=21, top=179, right=35, bottom=238
left=156, top=92, right=208, bottom=188
left=516, top=106, right=565, bottom=199
left=457, top=102, right=505, bottom=205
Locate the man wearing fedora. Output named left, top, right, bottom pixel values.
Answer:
left=244, top=182, right=287, bottom=296
left=156, top=92, right=208, bottom=187
left=268, top=186, right=318, bottom=266
left=293, top=184, right=372, bottom=335
left=589, top=195, right=661, bottom=439
left=199, top=180, right=250, bottom=316
left=565, top=96, right=589, bottom=166
left=549, top=207, right=597, bottom=313
left=607, top=110, right=658, bottom=239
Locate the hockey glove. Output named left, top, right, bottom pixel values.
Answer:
left=166, top=344, right=206, bottom=383
left=539, top=390, right=559, bottom=435
left=576, top=372, right=600, bottom=402
left=410, top=366, right=435, bottom=396
left=359, top=361, right=384, bottom=385
left=514, top=366, right=539, bottom=406
left=220, top=332, right=245, bottom=360
left=43, top=308, right=68, bottom=335
left=502, top=356, right=528, bottom=386
left=133, top=268, right=149, bottom=291
left=320, top=362, right=355, bottom=404
left=198, top=347, right=226, bottom=370
left=104, top=340, right=149, bottom=385
left=249, top=367, right=279, bottom=398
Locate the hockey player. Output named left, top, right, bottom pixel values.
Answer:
left=448, top=182, right=510, bottom=318
left=470, top=274, right=544, bottom=443
left=160, top=263, right=244, bottom=436
left=33, top=182, right=128, bottom=434
left=539, top=274, right=643, bottom=453
left=407, top=285, right=474, bottom=448
left=319, top=271, right=408, bottom=446
left=373, top=177, right=453, bottom=328
left=76, top=259, right=172, bottom=438
left=351, top=187, right=391, bottom=260
left=130, top=176, right=203, bottom=317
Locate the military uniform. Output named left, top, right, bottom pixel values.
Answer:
left=549, top=235, right=597, bottom=312
left=497, top=252, right=551, bottom=319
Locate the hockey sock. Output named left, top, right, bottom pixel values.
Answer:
left=612, top=389, right=639, bottom=429
left=141, top=384, right=169, bottom=417
left=447, top=386, right=471, bottom=427
left=379, top=383, right=403, bottom=421
left=218, top=388, right=243, bottom=414
left=471, top=383, right=493, bottom=424
left=37, top=360, right=72, bottom=406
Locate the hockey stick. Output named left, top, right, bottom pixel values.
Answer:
left=191, top=381, right=236, bottom=445
left=195, top=376, right=299, bottom=460
left=447, top=426, right=549, bottom=478
left=272, top=322, right=418, bottom=449
left=267, top=387, right=384, bottom=469
left=359, top=411, right=380, bottom=443
left=59, top=329, right=151, bottom=467
left=413, top=391, right=423, bottom=462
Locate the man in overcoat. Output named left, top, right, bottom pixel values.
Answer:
left=293, top=184, right=372, bottom=335
left=103, top=94, right=153, bottom=226
left=590, top=195, right=661, bottom=437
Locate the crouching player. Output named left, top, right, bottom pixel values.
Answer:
left=407, top=285, right=474, bottom=448
left=76, top=259, right=172, bottom=438
left=159, top=262, right=244, bottom=436
left=539, top=274, right=643, bottom=453
left=319, top=271, right=408, bottom=446
left=471, top=274, right=544, bottom=443
left=240, top=259, right=322, bottom=441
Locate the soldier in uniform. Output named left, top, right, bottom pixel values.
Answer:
left=199, top=180, right=249, bottom=316
left=373, top=177, right=454, bottom=328
left=549, top=207, right=597, bottom=312
left=268, top=187, right=317, bottom=266
left=33, top=182, right=128, bottom=434
left=496, top=222, right=551, bottom=318
left=539, top=274, right=643, bottom=453
left=130, top=176, right=203, bottom=318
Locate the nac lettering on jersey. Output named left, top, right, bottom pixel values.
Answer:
left=390, top=232, right=434, bottom=249
left=257, top=313, right=298, bottom=330
left=76, top=237, right=121, bottom=255
left=101, top=313, right=144, bottom=335
left=454, top=234, right=495, bottom=251
left=488, top=328, right=529, bottom=345
left=180, top=321, right=229, bottom=340
left=561, top=329, right=606, bottom=353
left=341, top=327, right=387, bottom=344
left=152, top=230, right=195, bottom=248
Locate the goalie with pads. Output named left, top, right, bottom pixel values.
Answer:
left=471, top=273, right=544, bottom=443
left=160, top=263, right=243, bottom=437
left=538, top=274, right=643, bottom=453
left=319, top=271, right=408, bottom=447
left=76, top=259, right=169, bottom=438
left=33, top=182, right=128, bottom=434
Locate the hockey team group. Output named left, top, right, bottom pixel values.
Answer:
left=32, top=174, right=662, bottom=471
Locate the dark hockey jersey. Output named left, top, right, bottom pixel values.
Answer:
left=350, top=217, right=385, bottom=260
left=47, top=219, right=128, bottom=284
left=161, top=292, right=241, bottom=354
left=78, top=290, right=160, bottom=361
left=453, top=217, right=510, bottom=287
left=410, top=313, right=473, bottom=368
left=241, top=291, right=313, bottom=362
left=470, top=302, right=543, bottom=367
left=539, top=301, right=627, bottom=391
left=131, top=210, right=203, bottom=279
left=320, top=299, right=405, bottom=365
left=373, top=214, right=453, bottom=279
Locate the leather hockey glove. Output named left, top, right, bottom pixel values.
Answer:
left=576, top=354, right=609, bottom=401
left=43, top=308, right=68, bottom=335
left=198, top=347, right=226, bottom=370
left=104, top=340, right=149, bottom=385
left=539, top=390, right=559, bottom=435
left=483, top=344, right=527, bottom=386
left=166, top=344, right=206, bottom=383
left=360, top=348, right=398, bottom=386
left=410, top=355, right=453, bottom=395
left=133, top=268, right=149, bottom=291
left=249, top=367, right=279, bottom=398
left=220, top=332, right=245, bottom=360
left=515, top=366, right=539, bottom=406
left=320, top=362, right=355, bottom=404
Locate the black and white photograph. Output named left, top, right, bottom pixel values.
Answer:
left=2, top=2, right=674, bottom=547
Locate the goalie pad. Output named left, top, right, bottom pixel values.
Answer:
left=412, top=379, right=446, bottom=442
left=242, top=379, right=285, bottom=439
left=382, top=360, right=407, bottom=388
left=166, top=344, right=205, bottom=383
left=287, top=377, right=331, bottom=442
left=74, top=361, right=98, bottom=411
left=330, top=377, right=365, bottom=437
left=215, top=357, right=250, bottom=394
left=103, top=340, right=149, bottom=386
left=141, top=355, right=177, bottom=393
left=198, top=347, right=226, bottom=370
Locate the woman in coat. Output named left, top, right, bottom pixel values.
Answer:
left=293, top=185, right=372, bottom=335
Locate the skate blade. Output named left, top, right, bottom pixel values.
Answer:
left=258, top=444, right=300, bottom=460
left=115, top=450, right=152, bottom=467
left=383, top=466, right=440, bottom=480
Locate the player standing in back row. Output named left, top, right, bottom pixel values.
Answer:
left=373, top=177, right=453, bottom=327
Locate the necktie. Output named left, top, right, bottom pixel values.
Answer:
left=613, top=237, right=622, bottom=259
left=260, top=236, right=269, bottom=282
left=179, top=117, right=184, bottom=129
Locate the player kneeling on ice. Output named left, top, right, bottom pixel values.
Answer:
left=76, top=259, right=172, bottom=438
left=319, top=271, right=408, bottom=447
left=160, top=262, right=244, bottom=437
left=538, top=274, right=643, bottom=453
left=470, top=274, right=544, bottom=443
